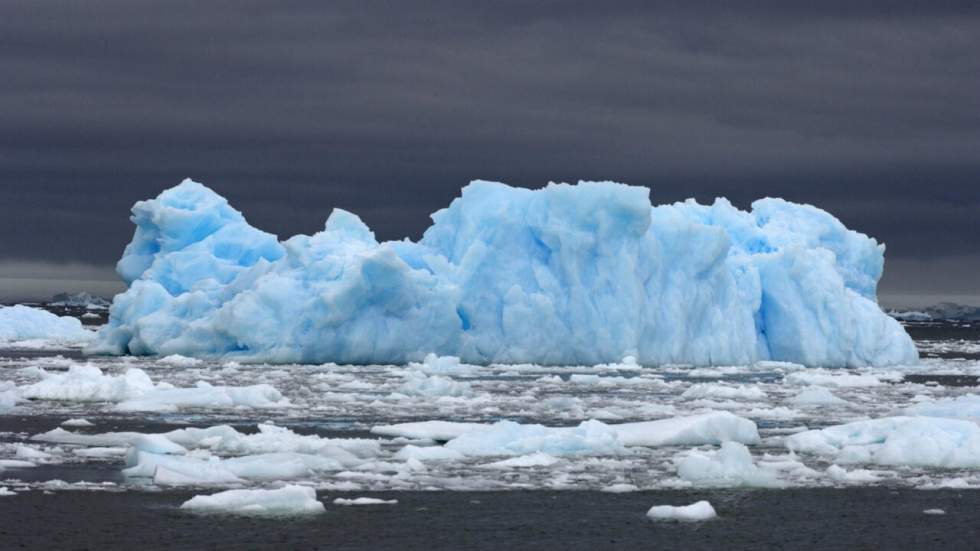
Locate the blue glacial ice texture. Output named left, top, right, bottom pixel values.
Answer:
left=89, top=179, right=917, bottom=367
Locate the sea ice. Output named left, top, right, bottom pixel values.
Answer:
left=396, top=372, right=474, bottom=398
left=0, top=381, right=19, bottom=412
left=480, top=452, right=560, bottom=469
left=60, top=418, right=95, bottom=427
left=0, top=305, right=93, bottom=344
left=903, top=395, right=980, bottom=421
left=90, top=179, right=916, bottom=367
left=180, top=485, right=325, bottom=515
left=333, top=497, right=398, bottom=506
left=787, top=416, right=980, bottom=468
left=646, top=501, right=717, bottom=521
left=675, top=441, right=782, bottom=488
left=681, top=383, right=766, bottom=401
left=445, top=420, right=624, bottom=457
left=789, top=387, right=848, bottom=406
left=17, top=364, right=289, bottom=411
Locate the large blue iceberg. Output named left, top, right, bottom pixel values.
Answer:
left=90, top=179, right=917, bottom=367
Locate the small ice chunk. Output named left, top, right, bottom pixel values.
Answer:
left=61, top=418, right=95, bottom=427
left=646, top=501, right=717, bottom=522
left=923, top=509, right=946, bottom=515
left=601, top=483, right=639, bottom=493
left=397, top=372, right=473, bottom=398
left=682, top=383, right=766, bottom=401
left=0, top=381, right=19, bottom=412
left=157, top=354, right=204, bottom=367
left=412, top=353, right=478, bottom=376
left=180, top=485, right=325, bottom=515
left=480, top=452, right=559, bottom=469
left=15, top=446, right=52, bottom=460
left=675, top=441, right=781, bottom=488
left=393, top=445, right=464, bottom=462
left=785, top=371, right=884, bottom=388
left=789, top=387, right=848, bottom=406
left=826, top=464, right=882, bottom=483
left=0, top=487, right=17, bottom=496
left=371, top=421, right=487, bottom=442
left=0, top=459, right=37, bottom=468
left=333, top=497, right=398, bottom=506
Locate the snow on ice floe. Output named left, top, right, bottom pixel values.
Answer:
left=15, top=364, right=290, bottom=411
left=89, top=178, right=915, bottom=367
left=647, top=501, right=717, bottom=521
left=0, top=305, right=93, bottom=346
left=181, top=485, right=325, bottom=515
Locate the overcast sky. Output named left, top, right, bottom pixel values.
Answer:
left=1, top=1, right=978, bottom=305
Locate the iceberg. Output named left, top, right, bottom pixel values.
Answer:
left=0, top=305, right=93, bottom=344
left=90, top=179, right=916, bottom=367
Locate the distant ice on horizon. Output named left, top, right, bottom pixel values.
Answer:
left=88, top=178, right=916, bottom=367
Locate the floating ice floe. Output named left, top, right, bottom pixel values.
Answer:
left=60, top=418, right=95, bottom=427
left=681, top=383, right=766, bottom=401
left=333, top=497, right=398, bottom=506
left=16, top=364, right=290, bottom=411
left=156, top=354, right=203, bottom=367
left=90, top=179, right=916, bottom=367
left=480, top=452, right=560, bottom=469
left=180, top=485, right=325, bottom=515
left=0, top=381, right=19, bottom=412
left=789, top=387, right=848, bottom=406
left=784, top=370, right=890, bottom=388
left=0, top=305, right=93, bottom=346
left=786, top=416, right=980, bottom=468
left=396, top=372, right=474, bottom=398
left=902, top=395, right=980, bottom=421
left=674, top=441, right=782, bottom=488
left=646, top=501, right=717, bottom=521
left=375, top=412, right=759, bottom=454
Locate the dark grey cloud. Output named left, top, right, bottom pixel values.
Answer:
left=0, top=1, right=978, bottom=302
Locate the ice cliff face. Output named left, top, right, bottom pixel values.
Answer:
left=89, top=179, right=917, bottom=367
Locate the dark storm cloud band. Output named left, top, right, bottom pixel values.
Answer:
left=0, top=1, right=978, bottom=299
